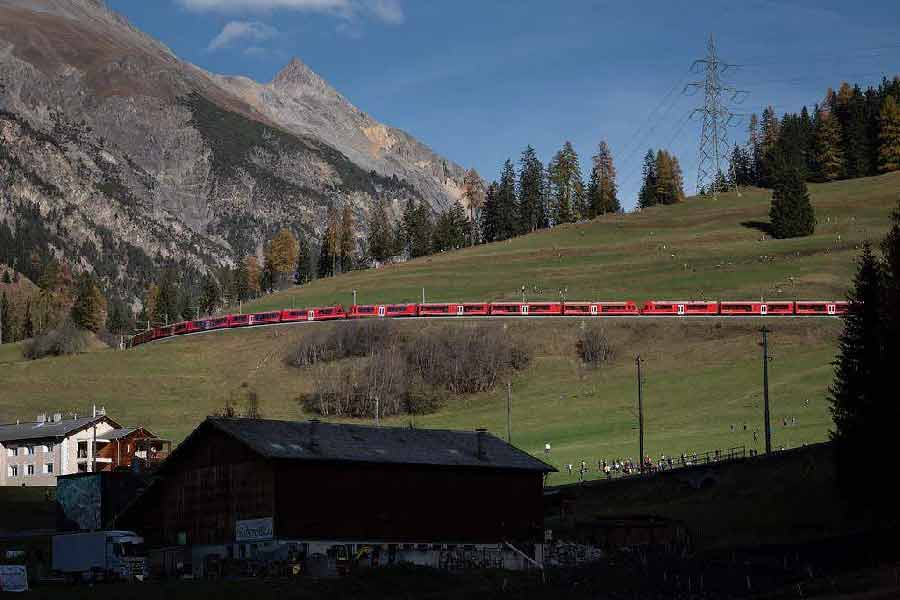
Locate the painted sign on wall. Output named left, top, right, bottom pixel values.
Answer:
left=236, top=517, right=274, bottom=542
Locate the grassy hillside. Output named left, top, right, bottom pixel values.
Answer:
left=247, top=173, right=900, bottom=310
left=0, top=174, right=897, bottom=482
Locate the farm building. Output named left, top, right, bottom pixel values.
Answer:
left=118, top=417, right=555, bottom=576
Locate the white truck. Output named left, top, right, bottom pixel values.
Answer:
left=52, top=531, right=147, bottom=582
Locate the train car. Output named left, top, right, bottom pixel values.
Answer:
left=154, top=325, right=175, bottom=339
left=833, top=301, right=849, bottom=315
left=563, top=301, right=639, bottom=316
left=795, top=301, right=842, bottom=316
left=641, top=301, right=720, bottom=315
left=349, top=304, right=417, bottom=318
left=250, top=311, right=282, bottom=326
left=131, top=330, right=154, bottom=347
left=191, top=318, right=214, bottom=331
left=207, top=315, right=231, bottom=330
left=280, top=309, right=308, bottom=322
left=229, top=314, right=252, bottom=328
left=718, top=301, right=795, bottom=316
left=418, top=303, right=491, bottom=317
left=311, top=306, right=347, bottom=321
left=489, top=302, right=564, bottom=316
left=172, top=321, right=199, bottom=335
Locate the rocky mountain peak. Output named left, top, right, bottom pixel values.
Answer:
left=272, top=57, right=333, bottom=95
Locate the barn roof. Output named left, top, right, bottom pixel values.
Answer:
left=0, top=415, right=120, bottom=443
left=204, top=418, right=556, bottom=473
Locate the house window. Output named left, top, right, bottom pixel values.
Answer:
left=77, top=441, right=88, bottom=459
left=44, top=463, right=54, bottom=474
left=46, top=443, right=54, bottom=453
left=77, top=463, right=88, bottom=473
left=26, top=465, right=34, bottom=476
left=7, top=447, right=18, bottom=457
left=26, top=446, right=34, bottom=456
left=7, top=465, right=17, bottom=478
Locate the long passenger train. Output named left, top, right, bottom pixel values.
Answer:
left=130, top=299, right=849, bottom=348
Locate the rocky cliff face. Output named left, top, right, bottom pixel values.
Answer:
left=0, top=0, right=465, bottom=301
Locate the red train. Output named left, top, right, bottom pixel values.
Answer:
left=129, top=299, right=849, bottom=348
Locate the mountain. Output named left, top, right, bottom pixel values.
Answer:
left=0, top=0, right=466, bottom=303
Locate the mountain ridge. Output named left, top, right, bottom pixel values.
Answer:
left=0, top=0, right=466, bottom=305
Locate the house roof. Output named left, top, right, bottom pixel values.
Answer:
left=0, top=416, right=121, bottom=443
left=204, top=418, right=556, bottom=473
left=96, top=428, right=137, bottom=441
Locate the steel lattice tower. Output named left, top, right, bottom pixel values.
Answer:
left=686, top=35, right=744, bottom=198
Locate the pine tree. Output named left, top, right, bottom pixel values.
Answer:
left=878, top=95, right=900, bottom=173
left=324, top=205, right=340, bottom=276
left=339, top=204, right=355, bottom=272
left=844, top=86, right=872, bottom=178
left=367, top=202, right=394, bottom=263
left=317, top=239, right=333, bottom=279
left=496, top=159, right=518, bottom=239
left=244, top=256, right=261, bottom=297
left=638, top=149, right=658, bottom=208
left=748, top=114, right=762, bottom=186
left=154, top=268, right=179, bottom=326
left=461, top=169, right=486, bottom=244
left=233, top=259, right=250, bottom=302
left=517, top=146, right=545, bottom=232
left=71, top=273, right=106, bottom=332
left=479, top=183, right=500, bottom=243
left=829, top=242, right=891, bottom=507
left=432, top=202, right=468, bottom=252
left=199, top=274, right=220, bottom=316
left=0, top=292, right=10, bottom=344
left=654, top=150, right=684, bottom=205
left=548, top=142, right=582, bottom=224
left=759, top=106, right=781, bottom=187
left=769, top=162, right=815, bottom=239
left=22, top=301, right=34, bottom=339
left=587, top=140, right=620, bottom=216
left=268, top=229, right=300, bottom=287
left=882, top=200, right=900, bottom=375
left=814, top=108, right=845, bottom=181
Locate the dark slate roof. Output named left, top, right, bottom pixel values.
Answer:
left=96, top=428, right=137, bottom=441
left=0, top=416, right=120, bottom=443
left=206, top=418, right=556, bottom=473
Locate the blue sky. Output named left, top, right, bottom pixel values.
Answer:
left=108, top=0, right=900, bottom=210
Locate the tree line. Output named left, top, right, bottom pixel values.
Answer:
left=729, top=76, right=900, bottom=190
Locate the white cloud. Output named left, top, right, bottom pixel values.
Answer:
left=362, top=0, right=403, bottom=25
left=181, top=0, right=404, bottom=25
left=207, top=21, right=278, bottom=52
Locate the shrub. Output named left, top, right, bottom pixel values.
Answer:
left=294, top=323, right=528, bottom=418
left=23, top=321, right=90, bottom=360
left=576, top=325, right=614, bottom=368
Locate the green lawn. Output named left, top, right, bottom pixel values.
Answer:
left=0, top=174, right=897, bottom=482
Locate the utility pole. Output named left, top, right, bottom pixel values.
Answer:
left=375, top=396, right=379, bottom=427
left=636, top=355, right=645, bottom=472
left=353, top=289, right=357, bottom=306
left=760, top=327, right=772, bottom=454
left=506, top=382, right=512, bottom=443
left=422, top=287, right=426, bottom=304
left=685, top=34, right=746, bottom=198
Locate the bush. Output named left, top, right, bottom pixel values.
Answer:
left=576, top=325, right=614, bottom=368
left=293, top=323, right=529, bottom=418
left=23, top=321, right=90, bottom=359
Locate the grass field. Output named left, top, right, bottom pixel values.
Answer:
left=0, top=174, right=897, bottom=482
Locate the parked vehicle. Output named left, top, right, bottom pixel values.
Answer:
left=52, top=531, right=147, bottom=582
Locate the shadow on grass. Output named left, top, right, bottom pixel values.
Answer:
left=740, top=220, right=773, bottom=235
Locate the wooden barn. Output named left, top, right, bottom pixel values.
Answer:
left=118, top=418, right=554, bottom=575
